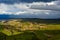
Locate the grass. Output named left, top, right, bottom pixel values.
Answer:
left=0, top=18, right=60, bottom=40
left=0, top=30, right=60, bottom=40
left=1, top=29, right=22, bottom=36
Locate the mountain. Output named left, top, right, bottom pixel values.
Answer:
left=0, top=14, right=60, bottom=19
left=0, top=14, right=10, bottom=19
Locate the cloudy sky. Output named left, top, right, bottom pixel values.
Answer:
left=0, top=0, right=60, bottom=19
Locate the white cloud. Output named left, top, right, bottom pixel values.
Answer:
left=0, top=0, right=60, bottom=19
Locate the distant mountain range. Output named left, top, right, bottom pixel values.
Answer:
left=0, top=14, right=10, bottom=19
left=0, top=14, right=60, bottom=19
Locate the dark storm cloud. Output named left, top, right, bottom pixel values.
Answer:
left=0, top=0, right=55, bottom=4
left=0, top=0, right=60, bottom=19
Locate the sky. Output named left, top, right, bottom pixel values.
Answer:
left=0, top=0, right=60, bottom=19
left=0, top=0, right=55, bottom=4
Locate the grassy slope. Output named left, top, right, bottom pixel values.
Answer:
left=0, top=19, right=60, bottom=40
left=0, top=30, right=60, bottom=40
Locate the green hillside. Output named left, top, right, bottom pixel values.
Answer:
left=0, top=19, right=60, bottom=40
